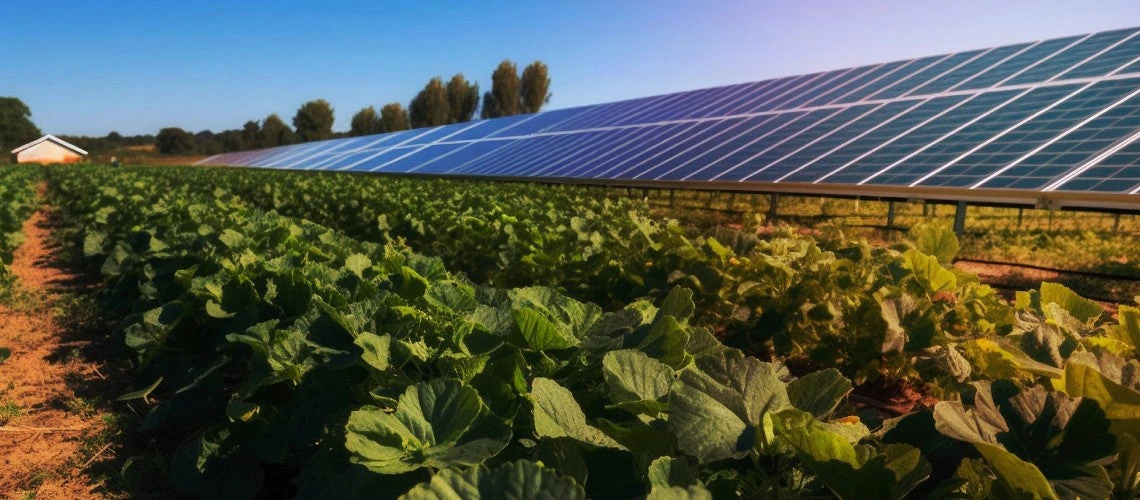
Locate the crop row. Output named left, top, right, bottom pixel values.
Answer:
left=0, top=165, right=41, bottom=295
left=41, top=165, right=1140, bottom=497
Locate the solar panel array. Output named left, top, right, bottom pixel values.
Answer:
left=200, top=26, right=1140, bottom=206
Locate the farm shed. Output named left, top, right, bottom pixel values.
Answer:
left=10, top=134, right=87, bottom=164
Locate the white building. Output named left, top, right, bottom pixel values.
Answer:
left=10, top=135, right=87, bottom=164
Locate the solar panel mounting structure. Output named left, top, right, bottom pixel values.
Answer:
left=200, top=25, right=1140, bottom=218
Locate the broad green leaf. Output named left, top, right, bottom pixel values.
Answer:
left=974, top=442, right=1056, bottom=499
left=902, top=249, right=956, bottom=293
left=602, top=349, right=674, bottom=410
left=907, top=223, right=959, bottom=265
left=1115, top=305, right=1140, bottom=352
left=354, top=332, right=391, bottom=372
left=1039, top=282, right=1102, bottom=324
left=344, top=253, right=371, bottom=278
left=530, top=378, right=624, bottom=449
left=935, top=380, right=1114, bottom=497
left=669, top=349, right=789, bottom=462
left=774, top=409, right=930, bottom=500
left=647, top=485, right=713, bottom=500
left=787, top=368, right=852, bottom=418
left=512, top=308, right=578, bottom=351
left=345, top=379, right=510, bottom=474
left=658, top=286, right=695, bottom=322
left=647, top=456, right=701, bottom=489
left=1062, top=361, right=1140, bottom=420
left=401, top=460, right=586, bottom=500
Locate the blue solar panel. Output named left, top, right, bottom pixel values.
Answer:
left=198, top=25, right=1140, bottom=209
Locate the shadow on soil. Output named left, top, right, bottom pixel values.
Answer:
left=34, top=211, right=180, bottom=498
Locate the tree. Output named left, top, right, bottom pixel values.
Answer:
left=350, top=106, right=383, bottom=136
left=409, top=77, right=451, bottom=128
left=292, top=99, right=335, bottom=142
left=0, top=97, right=42, bottom=153
left=380, top=103, right=410, bottom=132
left=519, top=61, right=552, bottom=114
left=261, top=114, right=296, bottom=147
left=446, top=74, right=479, bottom=124
left=194, top=130, right=222, bottom=155
left=481, top=60, right=520, bottom=119
left=155, top=127, right=196, bottom=154
left=218, top=129, right=245, bottom=152
left=241, top=120, right=260, bottom=147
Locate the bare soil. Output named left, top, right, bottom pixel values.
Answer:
left=0, top=196, right=115, bottom=498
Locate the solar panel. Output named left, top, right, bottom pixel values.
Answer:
left=199, top=25, right=1140, bottom=211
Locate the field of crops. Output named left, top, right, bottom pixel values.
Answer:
left=4, top=163, right=1140, bottom=498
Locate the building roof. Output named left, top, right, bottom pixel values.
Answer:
left=10, top=134, right=88, bottom=156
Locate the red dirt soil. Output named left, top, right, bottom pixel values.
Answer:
left=0, top=198, right=111, bottom=498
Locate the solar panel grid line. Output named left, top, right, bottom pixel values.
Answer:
left=908, top=82, right=1095, bottom=186
left=1131, top=181, right=1140, bottom=194
left=970, top=83, right=1140, bottom=188
left=527, top=131, right=633, bottom=177
left=779, top=65, right=879, bottom=109
left=901, top=48, right=996, bottom=98
left=654, top=82, right=756, bottom=123
left=1062, top=32, right=1140, bottom=80
left=734, top=106, right=879, bottom=182
left=458, top=136, right=554, bottom=176
left=1045, top=127, right=1140, bottom=191
left=679, top=111, right=809, bottom=181
left=1007, top=29, right=1139, bottom=86
left=765, top=68, right=860, bottom=110
left=399, top=121, right=511, bottom=173
left=819, top=58, right=920, bottom=106
left=946, top=40, right=1043, bottom=92
left=833, top=55, right=944, bottom=104
left=722, top=76, right=802, bottom=115
left=485, top=132, right=602, bottom=177
left=817, top=93, right=985, bottom=183
left=741, top=103, right=891, bottom=181
left=863, top=52, right=959, bottom=101
left=712, top=78, right=798, bottom=117
left=1046, top=29, right=1140, bottom=83
left=601, top=90, right=706, bottom=127
left=361, top=146, right=422, bottom=172
left=602, top=84, right=730, bottom=127
left=705, top=108, right=847, bottom=181
left=651, top=114, right=786, bottom=180
left=268, top=141, right=349, bottom=169
left=501, top=127, right=644, bottom=178
left=290, top=138, right=366, bottom=169
left=800, top=62, right=894, bottom=108
left=616, top=118, right=755, bottom=179
left=337, top=129, right=436, bottom=171
left=992, top=32, right=1093, bottom=87
left=439, top=139, right=518, bottom=174
left=732, top=73, right=826, bottom=113
left=587, top=122, right=708, bottom=178
left=698, top=80, right=788, bottom=118
left=540, top=128, right=661, bottom=178
left=773, top=99, right=931, bottom=182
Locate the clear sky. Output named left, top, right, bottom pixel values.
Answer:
left=3, top=0, right=1139, bottom=136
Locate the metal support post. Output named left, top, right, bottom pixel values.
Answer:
left=953, top=201, right=968, bottom=237
left=768, top=193, right=779, bottom=224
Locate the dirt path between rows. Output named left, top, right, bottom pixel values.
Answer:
left=0, top=187, right=114, bottom=499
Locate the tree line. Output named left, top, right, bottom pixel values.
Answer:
left=155, top=59, right=551, bottom=155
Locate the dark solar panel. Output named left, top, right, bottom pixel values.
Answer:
left=198, top=25, right=1140, bottom=210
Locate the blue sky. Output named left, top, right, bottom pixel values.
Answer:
left=3, top=0, right=1139, bottom=136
